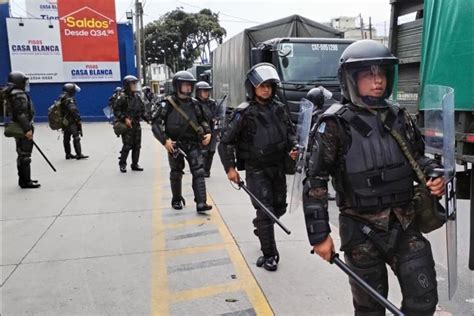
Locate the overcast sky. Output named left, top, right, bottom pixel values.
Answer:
left=10, top=0, right=393, bottom=39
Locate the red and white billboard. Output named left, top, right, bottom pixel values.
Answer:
left=8, top=0, right=121, bottom=83
left=57, top=0, right=120, bottom=81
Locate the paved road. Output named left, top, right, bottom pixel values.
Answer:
left=1, top=123, right=472, bottom=315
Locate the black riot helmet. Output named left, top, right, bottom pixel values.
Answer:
left=194, top=81, right=212, bottom=100
left=245, top=63, right=280, bottom=100
left=63, top=83, right=81, bottom=96
left=172, top=71, right=197, bottom=97
left=122, top=75, right=139, bottom=92
left=338, top=40, right=398, bottom=107
left=306, top=87, right=325, bottom=109
left=7, top=71, right=29, bottom=91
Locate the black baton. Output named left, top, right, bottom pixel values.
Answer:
left=239, top=181, right=291, bottom=235
left=330, top=253, right=404, bottom=315
left=33, top=140, right=57, bottom=172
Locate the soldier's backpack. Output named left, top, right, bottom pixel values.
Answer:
left=48, top=99, right=63, bottom=130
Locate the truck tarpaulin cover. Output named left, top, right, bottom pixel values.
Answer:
left=420, top=0, right=473, bottom=110
left=212, top=14, right=342, bottom=107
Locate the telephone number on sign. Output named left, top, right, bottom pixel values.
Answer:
left=29, top=75, right=54, bottom=80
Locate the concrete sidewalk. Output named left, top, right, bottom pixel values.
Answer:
left=1, top=122, right=472, bottom=315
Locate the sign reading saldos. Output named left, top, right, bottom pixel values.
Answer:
left=7, top=0, right=120, bottom=83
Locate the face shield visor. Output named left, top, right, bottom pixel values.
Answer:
left=343, top=63, right=397, bottom=107
left=24, top=78, right=30, bottom=92
left=178, top=81, right=195, bottom=97
left=247, top=64, right=281, bottom=88
left=129, top=81, right=140, bottom=92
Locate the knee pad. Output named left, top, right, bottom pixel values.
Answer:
left=170, top=170, right=183, bottom=181
left=396, top=239, right=438, bottom=314
left=122, top=144, right=132, bottom=152
left=345, top=246, right=388, bottom=312
left=191, top=167, right=205, bottom=178
left=19, top=156, right=31, bottom=165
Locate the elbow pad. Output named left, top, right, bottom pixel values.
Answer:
left=302, top=178, right=331, bottom=245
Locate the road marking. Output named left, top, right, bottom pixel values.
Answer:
left=207, top=193, right=274, bottom=315
left=150, top=153, right=170, bottom=316
left=169, top=282, right=243, bottom=303
left=151, top=158, right=273, bottom=315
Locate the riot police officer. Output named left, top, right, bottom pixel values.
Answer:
left=114, top=75, right=148, bottom=173
left=195, top=81, right=219, bottom=177
left=151, top=71, right=213, bottom=213
left=108, top=87, right=122, bottom=111
left=142, top=86, right=155, bottom=103
left=303, top=40, right=445, bottom=315
left=218, top=63, right=297, bottom=271
left=4, top=71, right=40, bottom=188
left=60, top=83, right=88, bottom=160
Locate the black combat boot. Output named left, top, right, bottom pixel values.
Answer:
left=131, top=149, right=143, bottom=171
left=170, top=178, right=185, bottom=210
left=192, top=173, right=212, bottom=213
left=74, top=139, right=88, bottom=159
left=18, top=163, right=40, bottom=189
left=255, top=222, right=279, bottom=271
left=64, top=140, right=76, bottom=159
left=256, top=254, right=280, bottom=271
left=119, top=149, right=129, bottom=173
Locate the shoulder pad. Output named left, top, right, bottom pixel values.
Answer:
left=236, top=102, right=250, bottom=111
left=10, top=89, right=26, bottom=96
left=322, top=103, right=344, bottom=116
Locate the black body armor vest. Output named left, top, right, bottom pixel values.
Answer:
left=237, top=102, right=287, bottom=163
left=166, top=98, right=200, bottom=142
left=331, top=104, right=414, bottom=212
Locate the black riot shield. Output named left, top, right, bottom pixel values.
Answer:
left=421, top=84, right=457, bottom=299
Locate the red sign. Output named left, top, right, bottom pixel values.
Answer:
left=57, top=0, right=119, bottom=62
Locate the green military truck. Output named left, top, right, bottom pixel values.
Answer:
left=388, top=0, right=473, bottom=268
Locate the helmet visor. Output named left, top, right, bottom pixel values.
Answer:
left=247, top=64, right=280, bottom=88
left=344, top=63, right=397, bottom=106
left=24, top=79, right=30, bottom=92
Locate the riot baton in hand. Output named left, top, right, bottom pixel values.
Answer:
left=330, top=253, right=404, bottom=316
left=33, top=140, right=57, bottom=172
left=238, top=181, right=291, bottom=235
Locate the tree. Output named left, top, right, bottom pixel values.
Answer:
left=144, top=8, right=226, bottom=73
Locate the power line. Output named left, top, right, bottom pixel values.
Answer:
left=118, top=0, right=135, bottom=22
left=176, top=0, right=259, bottom=24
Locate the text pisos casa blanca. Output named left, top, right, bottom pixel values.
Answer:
left=71, top=65, right=114, bottom=76
left=11, top=40, right=60, bottom=53
left=63, top=16, right=114, bottom=37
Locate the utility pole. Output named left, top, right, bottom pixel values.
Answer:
left=359, top=14, right=364, bottom=39
left=134, top=0, right=143, bottom=84
left=369, top=16, right=372, bottom=39
left=139, top=2, right=146, bottom=85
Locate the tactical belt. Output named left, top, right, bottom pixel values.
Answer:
left=347, top=214, right=402, bottom=259
left=166, top=96, right=204, bottom=138
left=349, top=165, right=414, bottom=188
